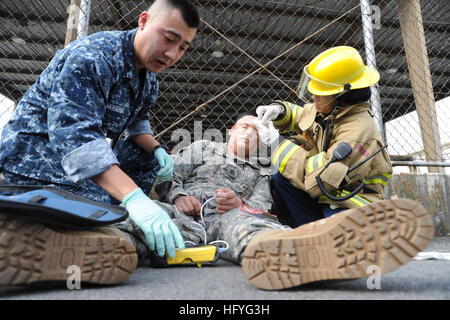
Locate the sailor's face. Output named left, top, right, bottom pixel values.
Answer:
left=134, top=9, right=197, bottom=72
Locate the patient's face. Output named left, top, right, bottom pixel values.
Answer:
left=228, top=115, right=259, bottom=158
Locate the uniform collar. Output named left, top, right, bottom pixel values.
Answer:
left=336, top=101, right=371, bottom=118
left=298, top=103, right=317, bottom=131
left=122, top=28, right=139, bottom=79
left=122, top=28, right=157, bottom=98
left=214, top=143, right=260, bottom=168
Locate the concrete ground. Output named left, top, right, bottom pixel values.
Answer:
left=0, top=237, right=449, bottom=302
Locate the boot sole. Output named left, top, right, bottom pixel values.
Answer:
left=242, top=199, right=434, bottom=290
left=0, top=212, right=138, bottom=286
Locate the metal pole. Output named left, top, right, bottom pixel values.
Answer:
left=397, top=0, right=443, bottom=174
left=360, top=0, right=385, bottom=142
left=77, top=0, right=91, bottom=39
left=391, top=161, right=450, bottom=168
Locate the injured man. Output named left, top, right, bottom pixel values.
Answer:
left=116, top=111, right=289, bottom=265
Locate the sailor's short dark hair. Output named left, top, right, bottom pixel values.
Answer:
left=159, top=0, right=200, bottom=28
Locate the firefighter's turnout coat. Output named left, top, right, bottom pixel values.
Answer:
left=271, top=100, right=392, bottom=209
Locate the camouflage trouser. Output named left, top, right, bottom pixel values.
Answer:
left=115, top=201, right=291, bottom=266
left=2, top=139, right=159, bottom=204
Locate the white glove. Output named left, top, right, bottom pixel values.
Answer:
left=254, top=120, right=279, bottom=145
left=256, top=104, right=281, bottom=124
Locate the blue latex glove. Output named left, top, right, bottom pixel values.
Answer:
left=122, top=188, right=184, bottom=257
left=154, top=147, right=174, bottom=180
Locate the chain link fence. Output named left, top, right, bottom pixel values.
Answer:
left=0, top=0, right=448, bottom=173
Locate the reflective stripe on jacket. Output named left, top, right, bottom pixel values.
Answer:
left=271, top=101, right=393, bottom=209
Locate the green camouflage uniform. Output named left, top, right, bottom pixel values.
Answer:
left=116, top=140, right=290, bottom=265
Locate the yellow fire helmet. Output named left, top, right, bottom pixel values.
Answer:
left=296, top=46, right=380, bottom=103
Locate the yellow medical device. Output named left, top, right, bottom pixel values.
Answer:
left=166, top=245, right=218, bottom=268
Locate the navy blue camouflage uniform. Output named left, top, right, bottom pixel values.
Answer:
left=0, top=29, right=160, bottom=203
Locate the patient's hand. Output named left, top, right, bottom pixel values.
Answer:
left=174, top=196, right=202, bottom=217
left=215, top=187, right=243, bottom=215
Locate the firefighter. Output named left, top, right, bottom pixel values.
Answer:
left=256, top=46, right=393, bottom=227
